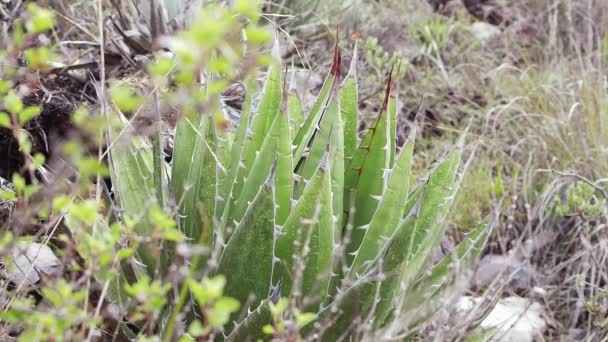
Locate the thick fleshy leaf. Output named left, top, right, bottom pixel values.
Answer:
left=405, top=148, right=461, bottom=262
left=372, top=146, right=462, bottom=325
left=217, top=178, right=275, bottom=309
left=329, top=98, right=345, bottom=237
left=348, top=135, right=414, bottom=277
left=229, top=111, right=280, bottom=224
left=305, top=186, right=422, bottom=340
left=320, top=101, right=346, bottom=305
left=108, top=127, right=158, bottom=274
left=218, top=79, right=254, bottom=218
left=344, top=73, right=394, bottom=264
left=301, top=266, right=379, bottom=341
left=225, top=299, right=272, bottom=341
left=399, top=217, right=494, bottom=327
left=292, top=39, right=340, bottom=163
left=232, top=40, right=282, bottom=201
left=339, top=39, right=359, bottom=163
left=274, top=161, right=333, bottom=306
left=275, top=92, right=293, bottom=226
left=387, top=68, right=399, bottom=166
left=293, top=98, right=338, bottom=199
left=307, top=143, right=463, bottom=339
left=172, top=115, right=216, bottom=241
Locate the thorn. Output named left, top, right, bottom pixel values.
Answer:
left=357, top=224, right=370, bottom=231
left=379, top=235, right=391, bottom=242
left=370, top=194, right=383, bottom=201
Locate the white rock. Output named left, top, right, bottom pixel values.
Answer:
left=457, top=296, right=546, bottom=342
left=3, top=242, right=63, bottom=286
left=471, top=22, right=501, bottom=41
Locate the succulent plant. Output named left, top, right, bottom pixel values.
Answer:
left=0, top=1, right=490, bottom=339
left=100, top=24, right=494, bottom=339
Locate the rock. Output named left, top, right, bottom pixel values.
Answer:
left=457, top=296, right=547, bottom=342
left=3, top=242, right=63, bottom=286
left=470, top=22, right=501, bottom=41
left=473, top=253, right=537, bottom=290
left=473, top=230, right=555, bottom=290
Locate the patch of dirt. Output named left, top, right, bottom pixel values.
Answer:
left=0, top=72, right=97, bottom=181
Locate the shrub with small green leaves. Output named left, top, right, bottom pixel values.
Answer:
left=553, top=181, right=605, bottom=218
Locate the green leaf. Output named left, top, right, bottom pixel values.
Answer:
left=387, top=70, right=399, bottom=166
left=209, top=297, right=241, bottom=327
left=217, top=180, right=275, bottom=308
left=348, top=135, right=414, bottom=277
left=296, top=312, right=317, bottom=326
left=373, top=145, right=463, bottom=325
left=225, top=299, right=273, bottom=341
left=63, top=211, right=147, bottom=338
left=18, top=106, right=40, bottom=124
left=235, top=0, right=263, bottom=21
left=329, top=99, right=345, bottom=238
left=292, top=40, right=340, bottom=162
left=172, top=115, right=216, bottom=242
left=339, top=39, right=359, bottom=163
left=218, top=79, right=254, bottom=218
left=294, top=98, right=338, bottom=199
left=108, top=125, right=158, bottom=274
left=344, top=74, right=394, bottom=265
left=3, top=91, right=23, bottom=114
left=275, top=97, right=293, bottom=226
left=274, top=160, right=334, bottom=306
left=110, top=84, right=144, bottom=113
left=232, top=40, right=282, bottom=200
left=399, top=217, right=494, bottom=327
left=0, top=112, right=11, bottom=128
left=405, top=148, right=461, bottom=262
left=25, top=3, right=56, bottom=33
left=308, top=142, right=464, bottom=339
left=229, top=109, right=280, bottom=225
left=302, top=274, right=376, bottom=341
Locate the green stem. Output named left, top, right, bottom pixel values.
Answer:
left=162, top=276, right=191, bottom=342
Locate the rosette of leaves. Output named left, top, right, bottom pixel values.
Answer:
left=0, top=1, right=494, bottom=335
left=102, top=20, right=495, bottom=339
